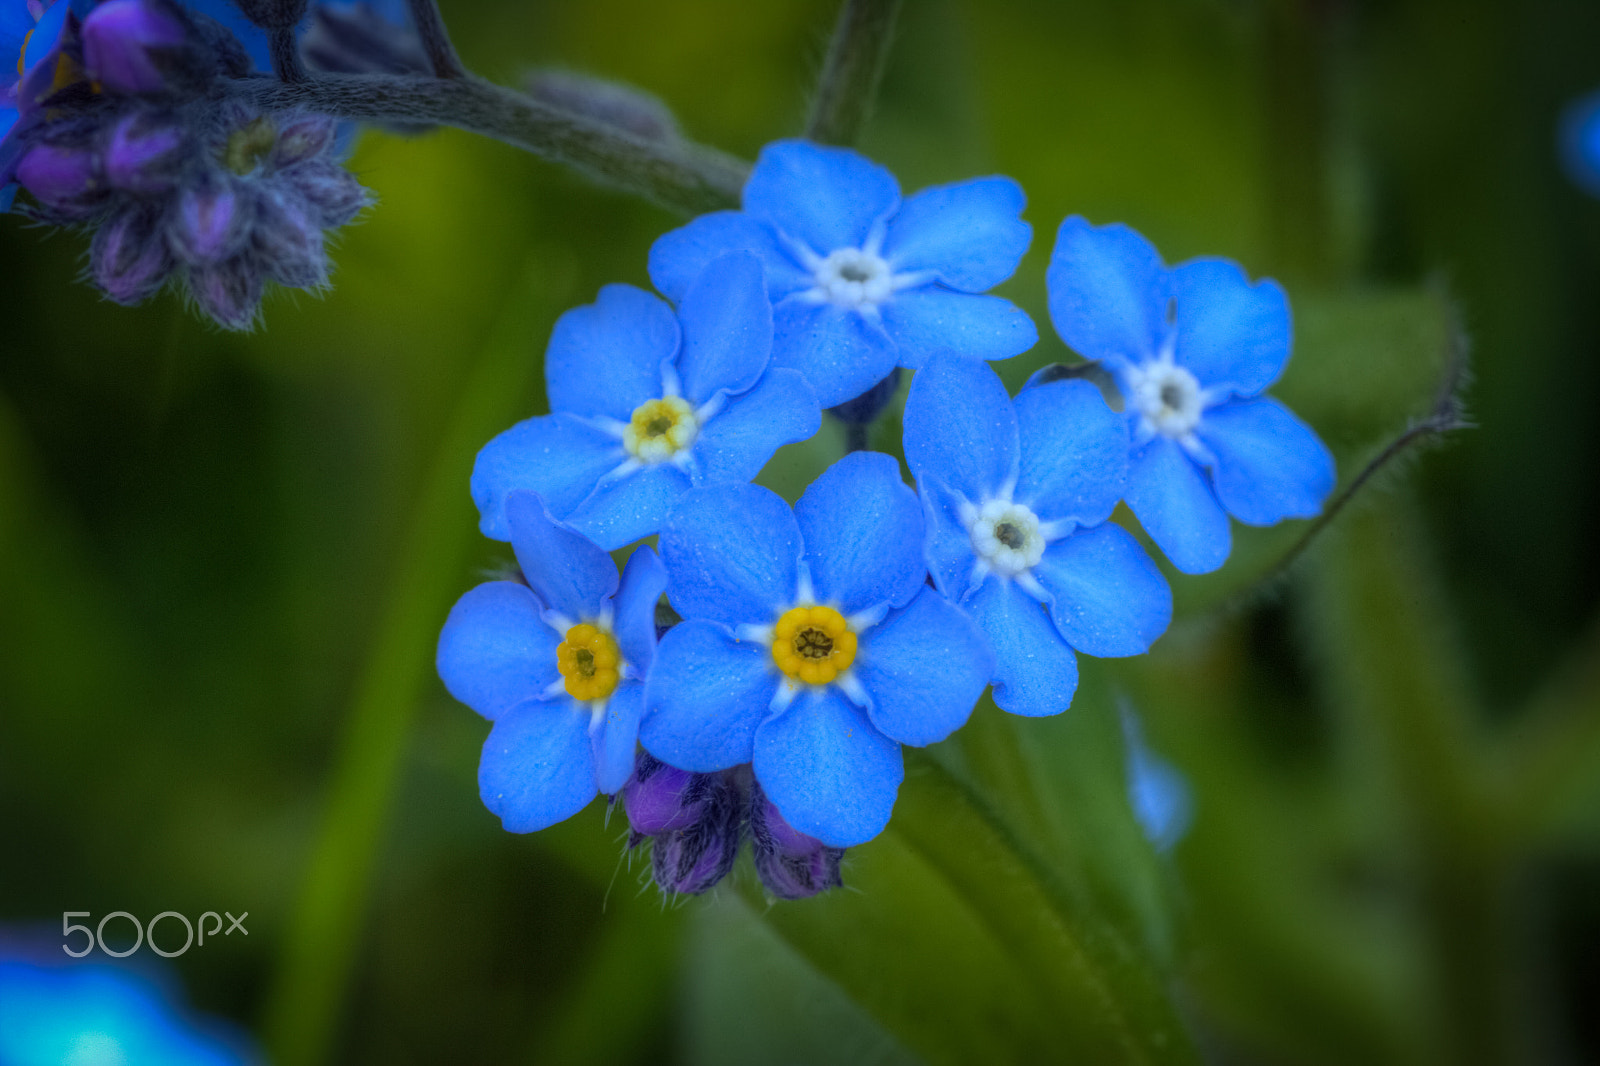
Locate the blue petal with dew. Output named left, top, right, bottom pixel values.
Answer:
left=969, top=577, right=1080, bottom=717
left=436, top=580, right=561, bottom=721
left=794, top=451, right=926, bottom=615
left=478, top=699, right=597, bottom=833
left=506, top=492, right=618, bottom=621
left=1033, top=523, right=1172, bottom=659
left=1170, top=258, right=1291, bottom=398
left=1046, top=216, right=1169, bottom=367
left=1198, top=397, right=1335, bottom=526
left=641, top=620, right=775, bottom=771
left=903, top=356, right=1018, bottom=502
left=612, top=545, right=667, bottom=677
left=771, top=299, right=899, bottom=409
left=545, top=283, right=678, bottom=421
left=674, top=251, right=772, bottom=404
left=858, top=587, right=992, bottom=746
left=691, top=367, right=820, bottom=484
left=883, top=175, right=1031, bottom=292
left=648, top=209, right=811, bottom=303
left=742, top=139, right=900, bottom=256
left=591, top=683, right=646, bottom=795
left=879, top=289, right=1038, bottom=368
left=1014, top=378, right=1128, bottom=530
left=1124, top=436, right=1232, bottom=575
left=660, top=481, right=802, bottom=628
left=754, top=686, right=903, bottom=848
left=471, top=413, right=623, bottom=541
left=561, top=463, right=691, bottom=552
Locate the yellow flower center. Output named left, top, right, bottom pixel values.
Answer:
left=623, top=396, right=697, bottom=463
left=556, top=623, right=622, bottom=701
left=771, top=605, right=857, bottom=686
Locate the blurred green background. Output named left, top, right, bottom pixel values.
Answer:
left=4, top=0, right=1600, bottom=1063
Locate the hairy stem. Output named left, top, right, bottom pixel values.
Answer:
left=268, top=26, right=308, bottom=83
left=806, top=0, right=903, bottom=146
left=230, top=74, right=747, bottom=215
left=405, top=0, right=466, bottom=79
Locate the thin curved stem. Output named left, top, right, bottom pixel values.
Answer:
left=806, top=0, right=903, bottom=146
left=229, top=74, right=748, bottom=215
left=405, top=0, right=466, bottom=79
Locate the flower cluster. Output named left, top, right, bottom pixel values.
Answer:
left=439, top=139, right=1334, bottom=900
left=1, top=0, right=395, bottom=328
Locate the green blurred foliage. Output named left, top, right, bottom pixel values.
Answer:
left=4, top=0, right=1600, bottom=1063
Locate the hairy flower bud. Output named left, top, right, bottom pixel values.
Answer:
left=189, top=256, right=264, bottom=331
left=524, top=70, right=681, bottom=143
left=641, top=767, right=743, bottom=896
left=91, top=207, right=174, bottom=303
left=105, top=114, right=185, bottom=193
left=749, top=784, right=844, bottom=900
left=623, top=753, right=704, bottom=837
left=16, top=143, right=102, bottom=213
left=82, top=0, right=195, bottom=95
left=172, top=182, right=246, bottom=264
left=255, top=189, right=326, bottom=288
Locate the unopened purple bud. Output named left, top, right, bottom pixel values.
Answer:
left=105, top=114, right=185, bottom=193
left=17, top=143, right=102, bottom=211
left=623, top=753, right=704, bottom=836
left=749, top=786, right=844, bottom=900
left=188, top=256, right=263, bottom=331
left=91, top=208, right=174, bottom=304
left=286, top=160, right=369, bottom=228
left=648, top=771, right=743, bottom=896
left=171, top=182, right=246, bottom=264
left=255, top=190, right=327, bottom=289
left=82, top=0, right=190, bottom=95
left=272, top=116, right=335, bottom=167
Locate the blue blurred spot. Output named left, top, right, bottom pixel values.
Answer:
left=1120, top=704, right=1193, bottom=853
left=1560, top=89, right=1600, bottom=197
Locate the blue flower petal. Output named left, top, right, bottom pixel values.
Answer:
left=648, top=210, right=811, bottom=303
left=612, top=545, right=667, bottom=677
left=1046, top=216, right=1168, bottom=367
left=479, top=699, right=597, bottom=832
left=506, top=492, right=619, bottom=620
left=692, top=367, right=821, bottom=484
left=641, top=620, right=775, bottom=770
left=903, top=356, right=1018, bottom=502
left=1170, top=258, right=1291, bottom=397
left=743, top=139, right=900, bottom=256
left=660, top=481, right=802, bottom=627
left=858, top=587, right=991, bottom=746
left=919, top=475, right=981, bottom=601
left=753, top=686, right=903, bottom=847
left=21, top=0, right=68, bottom=74
left=880, top=289, right=1038, bottom=368
left=969, top=578, right=1079, bottom=717
left=561, top=463, right=692, bottom=551
left=591, top=682, right=646, bottom=795
left=771, top=299, right=899, bottom=408
left=1198, top=398, right=1335, bottom=525
left=436, top=581, right=560, bottom=720
left=882, top=176, right=1031, bottom=291
left=1014, top=378, right=1128, bottom=529
left=675, top=251, right=773, bottom=405
left=471, top=413, right=624, bottom=541
left=546, top=284, right=679, bottom=421
left=795, top=452, right=925, bottom=614
left=1033, top=523, right=1171, bottom=658
left=1124, top=437, right=1232, bottom=574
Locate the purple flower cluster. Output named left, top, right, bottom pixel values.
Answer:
left=4, top=0, right=373, bottom=328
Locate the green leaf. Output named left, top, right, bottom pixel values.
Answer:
left=745, top=753, right=1198, bottom=1066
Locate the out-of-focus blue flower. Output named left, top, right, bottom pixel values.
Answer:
left=1046, top=217, right=1336, bottom=574
left=437, top=492, right=669, bottom=832
left=1120, top=704, right=1192, bottom=853
left=472, top=251, right=822, bottom=551
left=648, top=139, right=1038, bottom=409
left=641, top=451, right=992, bottom=847
left=903, top=357, right=1172, bottom=718
left=1, top=0, right=74, bottom=204
left=1560, top=89, right=1600, bottom=198
left=0, top=949, right=256, bottom=1066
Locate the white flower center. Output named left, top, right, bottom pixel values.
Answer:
left=813, top=247, right=894, bottom=309
left=622, top=395, right=697, bottom=463
left=968, top=500, right=1045, bottom=578
left=1126, top=360, right=1204, bottom=439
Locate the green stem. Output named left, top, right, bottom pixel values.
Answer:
left=805, top=0, right=904, bottom=147
left=260, top=262, right=551, bottom=1066
left=231, top=74, right=747, bottom=216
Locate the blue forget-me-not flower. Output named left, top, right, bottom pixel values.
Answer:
left=1120, top=703, right=1192, bottom=854
left=1046, top=216, right=1336, bottom=574
left=648, top=139, right=1038, bottom=409
left=437, top=492, right=669, bottom=832
left=641, top=451, right=992, bottom=847
left=903, top=357, right=1172, bottom=718
left=472, top=251, right=822, bottom=551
